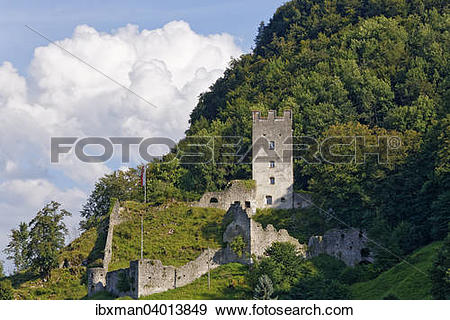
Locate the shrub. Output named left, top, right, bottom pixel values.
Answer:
left=289, top=275, right=352, bottom=300
left=339, top=264, right=379, bottom=285
left=251, top=242, right=316, bottom=294
left=310, top=254, right=347, bottom=280
left=230, top=236, right=246, bottom=257
left=0, top=280, right=14, bottom=300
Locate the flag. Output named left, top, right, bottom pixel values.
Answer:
left=140, top=165, right=146, bottom=187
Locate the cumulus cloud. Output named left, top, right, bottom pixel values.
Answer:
left=0, top=21, right=242, bottom=272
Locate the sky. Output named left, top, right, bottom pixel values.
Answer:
left=0, top=0, right=286, bottom=273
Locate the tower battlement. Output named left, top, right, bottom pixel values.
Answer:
left=252, top=110, right=292, bottom=123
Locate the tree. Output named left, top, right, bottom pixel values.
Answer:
left=80, top=169, right=141, bottom=230
left=253, top=274, right=276, bottom=300
left=27, top=201, right=71, bottom=279
left=0, top=260, right=4, bottom=277
left=3, top=222, right=29, bottom=272
left=251, top=242, right=316, bottom=294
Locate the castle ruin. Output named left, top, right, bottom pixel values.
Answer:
left=86, top=109, right=370, bottom=298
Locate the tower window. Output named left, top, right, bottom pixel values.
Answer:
left=270, top=177, right=275, bottom=184
left=281, top=197, right=286, bottom=202
left=269, top=141, right=275, bottom=150
left=266, top=196, right=272, bottom=205
left=269, top=161, right=275, bottom=168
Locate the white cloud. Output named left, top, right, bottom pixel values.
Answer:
left=0, top=21, right=242, bottom=273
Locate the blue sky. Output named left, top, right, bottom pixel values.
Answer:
left=0, top=0, right=286, bottom=74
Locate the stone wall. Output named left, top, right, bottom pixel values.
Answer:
left=307, top=228, right=374, bottom=266
left=293, top=192, right=312, bottom=209
left=196, top=180, right=256, bottom=212
left=102, top=200, right=124, bottom=270
left=106, top=268, right=133, bottom=297
left=87, top=199, right=124, bottom=296
left=223, top=204, right=306, bottom=261
left=129, top=248, right=226, bottom=298
left=87, top=267, right=107, bottom=296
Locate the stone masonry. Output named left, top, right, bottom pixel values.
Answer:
left=252, top=110, right=295, bottom=209
left=307, top=228, right=374, bottom=266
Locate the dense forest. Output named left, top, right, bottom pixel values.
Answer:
left=2, top=0, right=448, bottom=299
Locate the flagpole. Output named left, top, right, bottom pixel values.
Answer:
left=141, top=165, right=146, bottom=261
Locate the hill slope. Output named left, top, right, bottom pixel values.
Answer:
left=351, top=241, right=443, bottom=299
left=108, top=202, right=227, bottom=271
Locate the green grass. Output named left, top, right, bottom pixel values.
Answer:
left=137, top=263, right=251, bottom=300
left=252, top=207, right=329, bottom=243
left=59, top=227, right=104, bottom=267
left=4, top=227, right=102, bottom=300
left=351, top=241, right=443, bottom=299
left=10, top=267, right=87, bottom=300
left=109, top=202, right=227, bottom=271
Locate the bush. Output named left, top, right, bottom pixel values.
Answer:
left=230, top=236, right=246, bottom=257
left=251, top=242, right=316, bottom=294
left=289, top=275, right=352, bottom=300
left=339, top=264, right=379, bottom=285
left=310, top=254, right=347, bottom=280
left=0, top=280, right=14, bottom=300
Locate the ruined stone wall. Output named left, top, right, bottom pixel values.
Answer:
left=105, top=268, right=133, bottom=297
left=196, top=180, right=256, bottom=212
left=307, top=228, right=374, bottom=266
left=87, top=267, right=107, bottom=296
left=87, top=199, right=124, bottom=296
left=249, top=221, right=306, bottom=257
left=102, top=200, right=123, bottom=270
left=223, top=204, right=306, bottom=261
left=293, top=192, right=312, bottom=209
left=124, top=248, right=225, bottom=298
left=89, top=200, right=311, bottom=298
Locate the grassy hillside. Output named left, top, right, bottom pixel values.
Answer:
left=4, top=227, right=102, bottom=300
left=108, top=202, right=227, bottom=270
left=138, top=263, right=251, bottom=300
left=351, top=241, right=443, bottom=299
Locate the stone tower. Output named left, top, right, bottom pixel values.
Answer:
left=252, top=110, right=294, bottom=209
